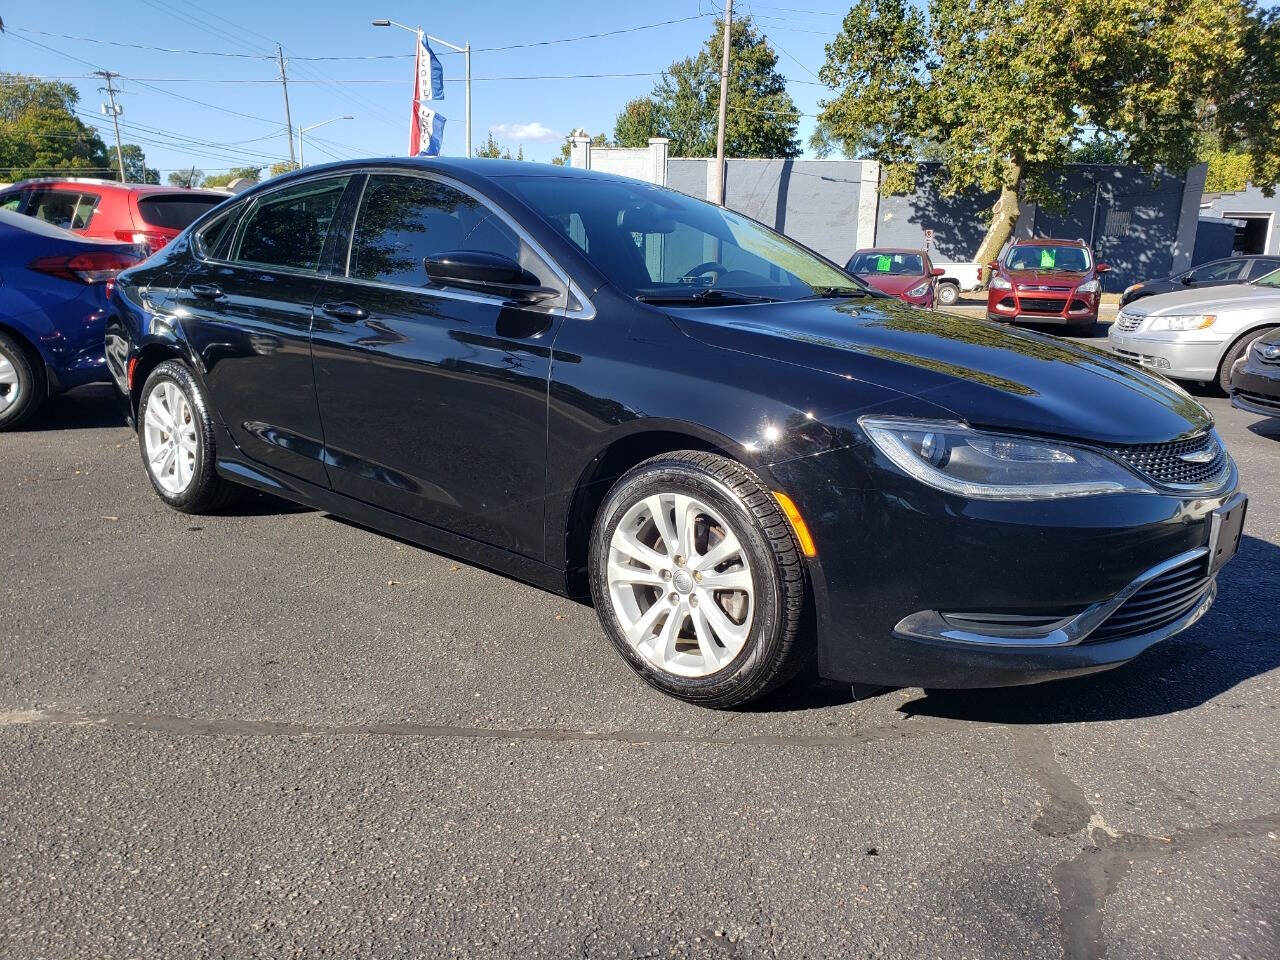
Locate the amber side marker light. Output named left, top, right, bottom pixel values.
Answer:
left=772, top=491, right=817, bottom=557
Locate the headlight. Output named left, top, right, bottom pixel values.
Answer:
left=1147, top=314, right=1216, bottom=331
left=905, top=280, right=931, bottom=297
left=1124, top=283, right=1143, bottom=295
left=1076, top=278, right=1100, bottom=293
left=860, top=418, right=1153, bottom=499
left=989, top=276, right=1012, bottom=290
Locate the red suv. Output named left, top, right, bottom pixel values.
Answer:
left=986, top=239, right=1109, bottom=331
left=0, top=178, right=229, bottom=254
left=846, top=247, right=944, bottom=308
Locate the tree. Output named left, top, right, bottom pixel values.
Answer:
left=266, top=161, right=298, bottom=178
left=168, top=168, right=205, bottom=188
left=474, top=131, right=524, bottom=160
left=613, top=98, right=659, bottom=148
left=645, top=16, right=800, bottom=159
left=119, top=144, right=159, bottom=184
left=0, top=74, right=111, bottom=179
left=813, top=0, right=1273, bottom=266
left=1216, top=4, right=1280, bottom=189
left=550, top=128, right=608, bottom=166
left=204, top=165, right=264, bottom=188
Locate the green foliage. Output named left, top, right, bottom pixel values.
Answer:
left=204, top=165, right=264, bottom=188
left=1070, top=134, right=1130, bottom=165
left=1216, top=4, right=1280, bottom=192
left=613, top=98, right=659, bottom=148
left=474, top=131, right=524, bottom=160
left=1202, top=148, right=1254, bottom=193
left=812, top=0, right=1274, bottom=254
left=646, top=16, right=800, bottom=159
left=119, top=144, right=159, bottom=184
left=0, top=73, right=111, bottom=179
left=267, top=161, right=298, bottom=178
left=167, top=168, right=205, bottom=188
left=551, top=128, right=608, bottom=166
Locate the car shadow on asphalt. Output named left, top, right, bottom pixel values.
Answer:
left=897, top=533, right=1280, bottom=725
left=16, top=385, right=127, bottom=432
left=1245, top=416, right=1280, bottom=441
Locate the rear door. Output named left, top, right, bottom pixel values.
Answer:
left=310, top=170, right=567, bottom=558
left=173, top=174, right=352, bottom=487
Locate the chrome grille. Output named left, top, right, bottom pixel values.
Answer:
left=1105, top=432, right=1228, bottom=489
left=1114, top=311, right=1144, bottom=332
left=1087, top=554, right=1211, bottom=642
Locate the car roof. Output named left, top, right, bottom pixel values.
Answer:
left=6, top=177, right=229, bottom=197
left=1010, top=237, right=1088, bottom=247
left=853, top=247, right=926, bottom=255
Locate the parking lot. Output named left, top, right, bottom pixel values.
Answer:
left=1, top=330, right=1277, bottom=960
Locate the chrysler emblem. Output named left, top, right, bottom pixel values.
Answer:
left=1180, top=440, right=1218, bottom=464
left=1264, top=344, right=1280, bottom=360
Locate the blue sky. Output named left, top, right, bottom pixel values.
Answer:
left=0, top=0, right=844, bottom=175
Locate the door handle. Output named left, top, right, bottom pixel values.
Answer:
left=188, top=283, right=224, bottom=300
left=321, top=301, right=368, bottom=322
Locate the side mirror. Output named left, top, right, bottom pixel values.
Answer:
left=1095, top=263, right=1111, bottom=274
left=987, top=261, right=1000, bottom=271
left=1181, top=274, right=1195, bottom=285
left=930, top=267, right=946, bottom=278
left=424, top=251, right=556, bottom=302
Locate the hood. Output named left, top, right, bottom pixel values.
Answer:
left=1121, top=283, right=1280, bottom=315
left=1005, top=269, right=1090, bottom=285
left=666, top=297, right=1211, bottom=445
left=853, top=273, right=924, bottom=296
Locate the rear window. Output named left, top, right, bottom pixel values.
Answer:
left=138, top=194, right=227, bottom=230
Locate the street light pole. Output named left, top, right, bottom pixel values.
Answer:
left=372, top=19, right=472, bottom=158
left=298, top=115, right=354, bottom=167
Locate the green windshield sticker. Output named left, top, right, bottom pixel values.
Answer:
left=1040, top=248, right=1056, bottom=268
left=876, top=255, right=892, bottom=272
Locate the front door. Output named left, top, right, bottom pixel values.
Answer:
left=311, top=171, right=565, bottom=559
left=174, top=175, right=351, bottom=487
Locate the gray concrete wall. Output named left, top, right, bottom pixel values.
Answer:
left=1199, top=184, right=1280, bottom=256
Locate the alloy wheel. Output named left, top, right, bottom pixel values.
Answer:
left=0, top=349, right=20, bottom=415
left=607, top=492, right=755, bottom=678
left=143, top=380, right=199, bottom=495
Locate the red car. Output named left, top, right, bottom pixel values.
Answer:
left=846, top=247, right=944, bottom=308
left=986, top=239, right=1109, bottom=331
left=0, top=178, right=229, bottom=255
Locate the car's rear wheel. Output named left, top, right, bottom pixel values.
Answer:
left=588, top=451, right=807, bottom=708
left=138, top=360, right=238, bottom=513
left=1217, top=325, right=1277, bottom=394
left=0, top=331, right=44, bottom=431
left=935, top=282, right=959, bottom=307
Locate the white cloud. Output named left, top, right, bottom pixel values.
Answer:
left=489, top=122, right=561, bottom=144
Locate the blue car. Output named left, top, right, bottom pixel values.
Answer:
left=0, top=209, right=140, bottom=429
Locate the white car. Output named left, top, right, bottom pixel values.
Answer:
left=1108, top=267, right=1280, bottom=392
left=933, top=261, right=984, bottom=306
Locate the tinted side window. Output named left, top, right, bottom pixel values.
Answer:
left=27, top=189, right=98, bottom=230
left=1247, top=258, right=1280, bottom=279
left=231, top=177, right=349, bottom=271
left=1190, top=260, right=1244, bottom=282
left=349, top=174, right=524, bottom=287
left=0, top=191, right=24, bottom=212
left=194, top=204, right=244, bottom=259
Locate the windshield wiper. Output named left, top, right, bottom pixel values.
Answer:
left=803, top=285, right=878, bottom=299
left=636, top=288, right=780, bottom=305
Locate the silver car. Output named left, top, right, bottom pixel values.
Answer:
left=1109, top=267, right=1280, bottom=391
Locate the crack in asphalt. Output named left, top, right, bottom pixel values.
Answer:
left=0, top=707, right=990, bottom=749
left=1009, top=726, right=1280, bottom=960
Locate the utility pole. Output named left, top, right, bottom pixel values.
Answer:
left=94, top=71, right=126, bottom=183
left=277, top=44, right=297, bottom=167
left=464, top=41, right=472, bottom=159
left=713, top=0, right=733, bottom=206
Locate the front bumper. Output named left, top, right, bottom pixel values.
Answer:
left=1230, top=355, right=1280, bottom=417
left=1107, top=328, right=1227, bottom=381
left=768, top=447, right=1242, bottom=689
left=987, top=290, right=1098, bottom=325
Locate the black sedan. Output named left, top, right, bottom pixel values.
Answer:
left=1231, top=328, right=1280, bottom=418
left=1120, top=254, right=1280, bottom=308
left=106, top=158, right=1246, bottom=708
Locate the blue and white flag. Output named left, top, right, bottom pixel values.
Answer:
left=410, top=30, right=446, bottom=155
left=421, top=34, right=445, bottom=101
left=418, top=106, right=446, bottom=157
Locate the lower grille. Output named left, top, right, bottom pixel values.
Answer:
left=1235, top=389, right=1280, bottom=412
left=1105, top=431, right=1228, bottom=489
left=1087, top=553, right=1212, bottom=642
left=1019, top=297, right=1067, bottom=313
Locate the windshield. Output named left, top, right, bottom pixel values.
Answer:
left=1253, top=267, right=1280, bottom=288
left=1005, top=245, right=1091, bottom=272
left=503, top=174, right=857, bottom=302
left=847, top=251, right=924, bottom=276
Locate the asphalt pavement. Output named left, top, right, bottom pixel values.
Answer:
left=1, top=331, right=1277, bottom=959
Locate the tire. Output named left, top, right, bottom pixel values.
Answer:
left=935, top=282, right=959, bottom=307
left=588, top=450, right=807, bottom=709
left=1217, top=326, right=1276, bottom=394
left=0, top=331, right=45, bottom=431
left=137, top=360, right=238, bottom=513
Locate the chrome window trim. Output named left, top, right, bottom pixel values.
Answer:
left=893, top=547, right=1212, bottom=648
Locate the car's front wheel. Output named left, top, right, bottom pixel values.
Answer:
left=935, top=282, right=959, bottom=307
left=0, top=331, right=44, bottom=431
left=1218, top=325, right=1277, bottom=393
left=588, top=451, right=807, bottom=708
left=138, top=360, right=238, bottom=513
